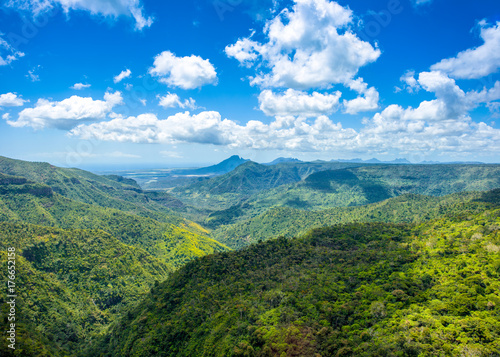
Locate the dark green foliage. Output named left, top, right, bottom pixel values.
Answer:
left=92, top=193, right=500, bottom=356
left=213, top=191, right=495, bottom=249
left=0, top=222, right=171, bottom=356
left=1, top=156, right=500, bottom=356
left=172, top=163, right=500, bottom=226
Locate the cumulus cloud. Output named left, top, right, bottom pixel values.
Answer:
left=67, top=66, right=500, bottom=157
left=7, top=91, right=123, bottom=129
left=0, top=35, right=25, bottom=66
left=70, top=112, right=234, bottom=145
left=358, top=111, right=500, bottom=156
left=416, top=71, right=469, bottom=119
left=258, top=89, right=341, bottom=117
left=71, top=83, right=91, bottom=90
left=149, top=51, right=217, bottom=90
left=343, top=78, right=379, bottom=114
left=0, top=93, right=27, bottom=107
left=224, top=36, right=262, bottom=67
left=114, top=69, right=132, bottom=83
left=6, top=0, right=153, bottom=30
left=225, top=0, right=380, bottom=89
left=2, top=113, right=11, bottom=120
left=68, top=107, right=500, bottom=157
left=399, top=70, right=420, bottom=93
left=431, top=21, right=500, bottom=79
left=468, top=80, right=500, bottom=104
left=69, top=110, right=359, bottom=151
left=158, top=93, right=196, bottom=110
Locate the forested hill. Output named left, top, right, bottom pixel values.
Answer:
left=193, top=163, right=500, bottom=226
left=212, top=191, right=495, bottom=249
left=0, top=221, right=172, bottom=356
left=0, top=156, right=186, bottom=220
left=171, top=161, right=363, bottom=209
left=91, top=189, right=500, bottom=357
left=0, top=172, right=228, bottom=268
left=0, top=160, right=230, bottom=356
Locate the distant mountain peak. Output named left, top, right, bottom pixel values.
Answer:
left=264, top=157, right=303, bottom=165
left=390, top=158, right=412, bottom=164
left=181, top=155, right=249, bottom=176
left=224, top=155, right=245, bottom=162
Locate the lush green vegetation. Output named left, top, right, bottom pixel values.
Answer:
left=1, top=156, right=500, bottom=356
left=172, top=161, right=362, bottom=210
left=0, top=222, right=171, bottom=356
left=90, top=189, right=500, bottom=356
left=0, top=161, right=230, bottom=356
left=0, top=156, right=185, bottom=222
left=0, top=173, right=228, bottom=269
left=179, top=164, right=500, bottom=227
left=213, top=191, right=493, bottom=249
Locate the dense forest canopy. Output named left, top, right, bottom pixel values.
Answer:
left=0, top=156, right=499, bottom=356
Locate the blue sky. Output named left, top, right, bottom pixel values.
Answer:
left=0, top=0, right=500, bottom=169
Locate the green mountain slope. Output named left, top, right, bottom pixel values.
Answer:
left=213, top=191, right=494, bottom=249
left=0, top=174, right=229, bottom=268
left=252, top=164, right=500, bottom=209
left=0, top=222, right=171, bottom=356
left=172, top=161, right=363, bottom=210
left=0, top=156, right=185, bottom=222
left=91, top=190, right=500, bottom=356
left=201, top=164, right=500, bottom=227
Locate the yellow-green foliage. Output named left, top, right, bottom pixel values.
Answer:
left=0, top=182, right=229, bottom=268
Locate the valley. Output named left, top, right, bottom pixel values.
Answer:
left=0, top=155, right=499, bottom=356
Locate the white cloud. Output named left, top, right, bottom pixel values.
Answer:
left=2, top=113, right=11, bottom=120
left=26, top=66, right=41, bottom=82
left=0, top=93, right=27, bottom=107
left=149, top=51, right=217, bottom=90
left=68, top=107, right=500, bottom=157
left=224, top=37, right=262, bottom=67
left=468, top=81, right=500, bottom=104
left=358, top=112, right=500, bottom=157
left=258, top=89, right=341, bottom=117
left=6, top=0, right=153, bottom=30
left=0, top=35, right=25, bottom=66
left=431, top=21, right=500, bottom=79
left=65, top=69, right=500, bottom=158
left=70, top=111, right=233, bottom=145
left=114, top=69, right=132, bottom=83
left=342, top=78, right=379, bottom=114
left=225, top=0, right=380, bottom=89
left=8, top=91, right=123, bottom=129
left=71, top=83, right=91, bottom=90
left=416, top=71, right=469, bottom=119
left=158, top=93, right=196, bottom=110
left=399, top=70, right=420, bottom=93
